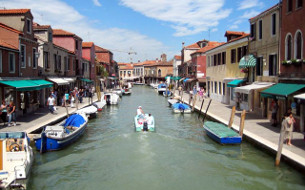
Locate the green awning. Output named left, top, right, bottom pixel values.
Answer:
left=0, top=80, right=40, bottom=91
left=27, top=80, right=53, bottom=89
left=261, top=83, right=305, bottom=98
left=227, top=79, right=245, bottom=88
left=239, top=54, right=257, bottom=69
left=81, top=78, right=93, bottom=83
left=173, top=76, right=181, bottom=81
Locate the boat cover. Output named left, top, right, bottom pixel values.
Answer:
left=76, top=105, right=98, bottom=114
left=172, top=103, right=190, bottom=110
left=158, top=84, right=166, bottom=88
left=64, top=114, right=86, bottom=128
left=164, top=90, right=171, bottom=95
left=204, top=121, right=239, bottom=138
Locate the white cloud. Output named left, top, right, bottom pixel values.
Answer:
left=238, top=0, right=264, bottom=10
left=211, top=28, right=218, bottom=32
left=2, top=0, right=166, bottom=62
left=92, top=0, right=102, bottom=7
left=229, top=25, right=238, bottom=30
left=241, top=10, right=260, bottom=19
left=120, top=0, right=231, bottom=37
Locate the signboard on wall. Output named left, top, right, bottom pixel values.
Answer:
left=263, top=70, right=269, bottom=76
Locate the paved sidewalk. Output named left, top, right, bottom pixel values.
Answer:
left=175, top=90, right=305, bottom=169
left=0, top=95, right=99, bottom=137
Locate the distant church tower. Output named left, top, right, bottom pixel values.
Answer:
left=161, top=53, right=167, bottom=62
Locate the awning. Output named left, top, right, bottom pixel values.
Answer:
left=234, top=82, right=274, bottom=94
left=0, top=80, right=41, bottom=91
left=81, top=78, right=93, bottom=83
left=227, top=79, right=245, bottom=87
left=294, top=93, right=305, bottom=100
left=183, top=78, right=190, bottom=83
left=261, top=83, right=305, bottom=98
left=47, top=77, right=69, bottom=85
left=186, top=78, right=198, bottom=83
left=173, top=76, right=181, bottom=81
left=29, top=80, right=53, bottom=89
left=63, top=77, right=76, bottom=83
left=239, top=54, right=256, bottom=69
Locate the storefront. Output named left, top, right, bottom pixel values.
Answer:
left=47, top=77, right=70, bottom=105
left=227, top=79, right=246, bottom=106
left=234, top=82, right=274, bottom=112
left=294, top=93, right=305, bottom=132
left=261, top=83, right=305, bottom=131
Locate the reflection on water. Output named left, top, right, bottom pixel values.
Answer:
left=28, top=86, right=305, bottom=190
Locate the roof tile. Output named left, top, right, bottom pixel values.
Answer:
left=0, top=9, right=30, bottom=15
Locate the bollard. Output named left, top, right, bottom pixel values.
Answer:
left=275, top=124, right=285, bottom=166
left=228, top=106, right=236, bottom=128
left=198, top=99, right=205, bottom=119
left=239, top=110, right=246, bottom=137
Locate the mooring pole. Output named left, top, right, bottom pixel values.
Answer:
left=239, top=110, right=246, bottom=137
left=275, top=124, right=285, bottom=166
left=198, top=99, right=205, bottom=119
left=202, top=99, right=212, bottom=122
left=228, top=106, right=236, bottom=128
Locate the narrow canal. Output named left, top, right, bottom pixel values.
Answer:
left=28, top=86, right=305, bottom=190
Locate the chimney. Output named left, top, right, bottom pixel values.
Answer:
left=182, top=42, right=185, bottom=48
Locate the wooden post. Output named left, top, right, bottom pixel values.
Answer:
left=202, top=99, right=212, bottom=122
left=275, top=125, right=285, bottom=166
left=192, top=94, right=197, bottom=111
left=76, top=95, right=79, bottom=110
left=198, top=99, right=205, bottom=119
left=239, top=110, right=246, bottom=137
left=228, top=106, right=236, bottom=128
left=181, top=90, right=184, bottom=104
left=65, top=103, right=69, bottom=117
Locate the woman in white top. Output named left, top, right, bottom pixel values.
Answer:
left=137, top=106, right=144, bottom=116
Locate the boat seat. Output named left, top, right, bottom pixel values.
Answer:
left=6, top=139, right=24, bottom=152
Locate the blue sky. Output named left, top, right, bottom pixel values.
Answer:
left=1, top=0, right=279, bottom=62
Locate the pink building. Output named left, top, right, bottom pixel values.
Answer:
left=82, top=42, right=96, bottom=82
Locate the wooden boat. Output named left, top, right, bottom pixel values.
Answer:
left=134, top=114, right=155, bottom=132
left=0, top=131, right=33, bottom=189
left=171, top=103, right=192, bottom=113
left=203, top=121, right=242, bottom=144
left=163, top=90, right=172, bottom=97
left=34, top=113, right=88, bottom=152
left=157, top=84, right=167, bottom=94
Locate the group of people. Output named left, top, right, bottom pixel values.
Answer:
left=136, top=106, right=153, bottom=125
left=178, top=85, right=206, bottom=100
left=0, top=100, right=16, bottom=127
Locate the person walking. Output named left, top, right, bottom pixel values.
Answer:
left=7, top=101, right=16, bottom=126
left=47, top=94, right=55, bottom=114
left=0, top=100, right=7, bottom=126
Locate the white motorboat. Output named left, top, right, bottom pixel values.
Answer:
left=111, top=88, right=123, bottom=97
left=150, top=83, right=159, bottom=89
left=122, top=88, right=132, bottom=95
left=167, top=97, right=179, bottom=106
left=157, top=84, right=167, bottom=94
left=104, top=92, right=120, bottom=104
left=76, top=105, right=98, bottom=119
left=93, top=101, right=107, bottom=111
left=0, top=131, right=34, bottom=189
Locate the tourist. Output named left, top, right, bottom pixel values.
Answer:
left=137, top=106, right=144, bottom=116
left=193, top=85, right=197, bottom=96
left=47, top=94, right=55, bottom=114
left=79, top=89, right=84, bottom=103
left=178, top=85, right=182, bottom=96
left=7, top=101, right=16, bottom=126
left=271, top=99, right=279, bottom=127
left=199, top=88, right=204, bottom=100
left=0, top=100, right=7, bottom=126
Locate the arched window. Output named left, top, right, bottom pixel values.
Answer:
left=158, top=69, right=161, bottom=77
left=295, top=31, right=303, bottom=59
left=285, top=34, right=292, bottom=60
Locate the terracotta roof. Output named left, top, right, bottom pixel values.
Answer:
left=0, top=9, right=30, bottom=15
left=95, top=45, right=110, bottom=53
left=53, top=29, right=75, bottom=36
left=33, top=24, right=51, bottom=30
left=82, top=42, right=94, bottom=48
left=224, top=31, right=246, bottom=37
left=0, top=39, right=18, bottom=50
left=0, top=22, right=22, bottom=34
left=192, top=42, right=225, bottom=54
left=174, top=55, right=181, bottom=60
left=185, top=42, right=200, bottom=49
left=54, top=44, right=70, bottom=52
left=120, top=64, right=134, bottom=70
left=118, top=62, right=129, bottom=66
left=82, top=57, right=90, bottom=62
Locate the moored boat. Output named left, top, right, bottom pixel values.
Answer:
left=104, top=92, right=120, bottom=104
left=157, top=84, right=167, bottom=94
left=76, top=105, right=98, bottom=119
left=167, top=97, right=179, bottom=106
left=93, top=100, right=107, bottom=111
left=112, top=88, right=123, bottom=97
left=0, top=131, right=33, bottom=189
left=163, top=90, right=172, bottom=97
left=134, top=114, right=155, bottom=132
left=203, top=121, right=242, bottom=144
left=122, top=88, right=132, bottom=95
left=34, top=113, right=88, bottom=152
left=171, top=102, right=192, bottom=113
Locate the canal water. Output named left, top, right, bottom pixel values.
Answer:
left=28, top=86, right=305, bottom=190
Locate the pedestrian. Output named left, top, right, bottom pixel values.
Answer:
left=271, top=99, right=279, bottom=127
left=79, top=89, right=83, bottom=103
left=7, top=101, right=16, bottom=126
left=47, top=94, right=55, bottom=114
left=283, top=112, right=295, bottom=146
left=70, top=93, right=75, bottom=108
left=193, top=85, right=197, bottom=96
left=178, top=85, right=182, bottom=96
left=0, top=100, right=7, bottom=126
left=199, top=88, right=204, bottom=100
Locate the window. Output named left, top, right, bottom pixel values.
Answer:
left=214, top=81, right=217, bottom=93
left=214, top=55, right=217, bottom=66
left=207, top=81, right=210, bottom=97
left=219, top=82, right=222, bottom=95
left=271, top=13, right=276, bottom=36
left=44, top=51, right=49, bottom=68
left=73, top=59, right=76, bottom=71
left=259, top=20, right=262, bottom=40
left=269, top=54, right=277, bottom=76
left=211, top=82, right=213, bottom=94
left=223, top=83, right=226, bottom=96
left=285, top=34, right=293, bottom=60
left=9, top=53, right=15, bottom=73
left=242, top=46, right=248, bottom=56
left=0, top=50, right=2, bottom=73
left=124, top=71, right=126, bottom=76
left=21, top=44, right=26, bottom=68
left=218, top=53, right=221, bottom=65
left=297, top=0, right=303, bottom=8
left=287, top=0, right=293, bottom=12
left=222, top=52, right=226, bottom=64
left=48, top=32, right=53, bottom=42
left=120, top=71, right=122, bottom=76
left=68, top=57, right=71, bottom=70
left=58, top=55, right=62, bottom=71
left=256, top=57, right=263, bottom=76
left=32, top=48, right=37, bottom=69
left=64, top=57, right=68, bottom=71
left=158, top=69, right=161, bottom=77
left=75, top=40, right=78, bottom=50
left=250, top=23, right=256, bottom=40
left=295, top=31, right=303, bottom=59
left=237, top=47, right=242, bottom=62
left=208, top=56, right=210, bottom=67
left=26, top=18, right=31, bottom=34
left=231, top=49, right=236, bottom=63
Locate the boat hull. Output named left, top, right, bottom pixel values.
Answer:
left=172, top=108, right=192, bottom=114
left=203, top=124, right=242, bottom=145
left=134, top=114, right=155, bottom=132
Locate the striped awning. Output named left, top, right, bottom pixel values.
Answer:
left=239, top=54, right=256, bottom=69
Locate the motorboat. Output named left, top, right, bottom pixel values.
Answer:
left=93, top=100, right=107, bottom=111
left=34, top=113, right=88, bottom=152
left=104, top=92, right=120, bottom=104
left=163, top=90, right=172, bottom=97
left=134, top=114, right=155, bottom=132
left=171, top=102, right=192, bottom=114
left=150, top=83, right=159, bottom=89
left=0, top=131, right=33, bottom=189
left=157, top=83, right=167, bottom=94
left=76, top=105, right=98, bottom=119
left=122, top=87, right=132, bottom=95
left=111, top=88, right=123, bottom=97
left=167, top=97, right=179, bottom=106
left=134, top=82, right=144, bottom=85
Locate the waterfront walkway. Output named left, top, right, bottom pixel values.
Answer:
left=0, top=95, right=98, bottom=137
left=175, top=90, right=305, bottom=170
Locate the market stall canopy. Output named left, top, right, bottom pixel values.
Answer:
left=239, top=54, right=257, bottom=69
left=47, top=77, right=69, bottom=85
left=294, top=93, right=305, bottom=100
left=227, top=79, right=245, bottom=88
left=234, top=82, right=274, bottom=94
left=0, top=79, right=53, bottom=91
left=261, top=83, right=305, bottom=98
left=81, top=78, right=93, bottom=83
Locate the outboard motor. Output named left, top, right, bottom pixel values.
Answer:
left=106, top=95, right=111, bottom=105
left=143, top=122, right=148, bottom=131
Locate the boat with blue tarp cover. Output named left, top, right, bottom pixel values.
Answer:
left=34, top=113, right=88, bottom=152
left=157, top=84, right=167, bottom=94
left=171, top=102, right=192, bottom=113
left=203, top=121, right=242, bottom=144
